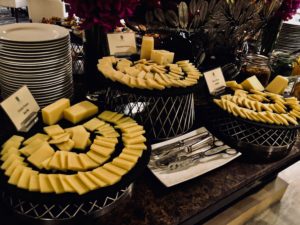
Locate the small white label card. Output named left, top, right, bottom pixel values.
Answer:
left=0, top=86, right=40, bottom=132
left=107, top=32, right=137, bottom=56
left=204, top=67, right=226, bottom=95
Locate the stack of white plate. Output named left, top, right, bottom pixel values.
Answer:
left=0, top=23, right=73, bottom=107
left=274, top=20, right=300, bottom=52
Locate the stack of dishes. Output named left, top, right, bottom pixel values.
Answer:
left=274, top=20, right=300, bottom=52
left=0, top=23, right=73, bottom=107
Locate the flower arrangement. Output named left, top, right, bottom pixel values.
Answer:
left=276, top=0, right=300, bottom=21
left=65, top=0, right=140, bottom=32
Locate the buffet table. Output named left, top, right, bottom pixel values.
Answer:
left=0, top=102, right=299, bottom=225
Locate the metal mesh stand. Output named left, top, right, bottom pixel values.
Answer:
left=70, top=33, right=84, bottom=75
left=1, top=184, right=133, bottom=225
left=105, top=88, right=195, bottom=141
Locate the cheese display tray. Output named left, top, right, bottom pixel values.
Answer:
left=0, top=113, right=151, bottom=204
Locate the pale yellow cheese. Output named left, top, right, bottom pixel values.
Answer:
left=1, top=135, right=23, bottom=150
left=17, top=168, right=37, bottom=190
left=27, top=143, right=55, bottom=169
left=67, top=152, right=83, bottom=171
left=95, top=136, right=118, bottom=144
left=1, top=147, right=20, bottom=161
left=115, top=117, right=136, bottom=124
left=266, top=75, right=289, bottom=95
left=48, top=174, right=65, bottom=194
left=72, top=127, right=90, bottom=150
left=48, top=152, right=61, bottom=170
left=65, top=174, right=90, bottom=195
left=41, top=157, right=52, bottom=170
left=5, top=160, right=26, bottom=176
left=58, top=174, right=76, bottom=193
left=93, top=139, right=116, bottom=149
left=29, top=173, right=40, bottom=192
left=86, top=151, right=109, bottom=165
left=42, top=98, right=71, bottom=125
left=19, top=138, right=45, bottom=157
left=56, top=139, right=75, bottom=152
left=59, top=151, right=68, bottom=170
left=103, top=163, right=128, bottom=176
left=85, top=172, right=108, bottom=187
left=119, top=153, right=139, bottom=163
left=64, top=101, right=99, bottom=124
left=1, top=154, right=24, bottom=170
left=23, top=133, right=49, bottom=145
left=78, top=154, right=99, bottom=170
left=48, top=133, right=70, bottom=144
left=151, top=50, right=174, bottom=65
left=8, top=164, right=26, bottom=185
left=98, top=111, right=118, bottom=122
left=39, top=174, right=55, bottom=193
left=124, top=143, right=147, bottom=150
left=43, top=124, right=65, bottom=137
left=77, top=172, right=98, bottom=191
left=122, top=148, right=144, bottom=157
left=115, top=122, right=138, bottom=130
left=140, top=36, right=154, bottom=60
left=122, top=130, right=146, bottom=138
left=122, top=135, right=146, bottom=145
left=121, top=125, right=144, bottom=133
left=112, top=157, right=136, bottom=170
left=90, top=144, right=114, bottom=157
left=92, top=167, right=121, bottom=185
left=83, top=118, right=105, bottom=131
left=241, top=76, right=264, bottom=91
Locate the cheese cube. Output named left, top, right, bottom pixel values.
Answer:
left=90, top=144, right=115, bottom=157
left=77, top=172, right=98, bottom=191
left=43, top=125, right=65, bottom=137
left=67, top=152, right=83, bottom=171
left=65, top=174, right=90, bottom=195
left=42, top=98, right=71, bottom=125
left=151, top=50, right=175, bottom=65
left=48, top=174, right=65, bottom=194
left=29, top=173, right=40, bottom=192
left=266, top=75, right=289, bottom=95
left=39, top=174, right=55, bottom=193
left=72, top=127, right=90, bottom=150
left=92, top=167, right=121, bottom=185
left=103, top=163, right=128, bottom=176
left=86, top=151, right=109, bottom=165
left=241, top=76, right=264, bottom=91
left=64, top=101, right=98, bottom=124
left=27, top=143, right=55, bottom=169
left=85, top=172, right=108, bottom=187
left=23, top=133, right=49, bottom=145
left=58, top=174, right=76, bottom=193
left=83, top=118, right=105, bottom=131
left=56, top=139, right=75, bottom=152
left=78, top=154, right=99, bottom=170
left=19, top=138, right=45, bottom=157
left=140, top=36, right=154, bottom=60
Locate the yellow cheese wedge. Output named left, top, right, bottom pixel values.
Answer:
left=23, top=133, right=49, bottom=145
left=90, top=144, right=114, bottom=157
left=78, top=153, right=99, bottom=170
left=122, top=135, right=146, bottom=145
left=58, top=174, right=76, bottom=193
left=122, top=148, right=144, bottom=157
left=19, top=138, right=45, bottom=157
left=140, top=36, right=154, bottom=60
left=43, top=124, right=65, bottom=137
left=125, top=143, right=147, bottom=150
left=92, top=167, right=121, bottom=185
left=93, top=139, right=116, bottom=149
left=64, top=101, right=99, bottom=124
left=48, top=174, right=65, bottom=194
left=67, top=152, right=83, bottom=171
left=266, top=75, right=288, bottom=95
left=95, top=136, right=118, bottom=144
left=85, top=172, right=108, bottom=187
left=56, top=139, right=75, bottom=152
left=86, top=151, right=109, bottom=165
left=112, top=157, right=136, bottom=170
left=42, top=98, right=71, bottom=125
left=83, top=118, right=105, bottom=131
left=27, top=143, right=55, bottom=169
left=241, top=76, right=264, bottom=91
left=8, top=164, right=26, bottom=185
left=72, top=127, right=90, bottom=150
left=65, top=174, right=90, bottom=195
left=77, top=172, right=98, bottom=191
left=17, top=168, right=37, bottom=190
left=103, top=163, right=128, bottom=176
left=29, top=173, right=40, bottom=192
left=119, top=153, right=139, bottom=163
left=38, top=174, right=55, bottom=193
left=48, top=133, right=70, bottom=144
left=48, top=152, right=61, bottom=170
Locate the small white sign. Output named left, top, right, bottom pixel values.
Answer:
left=204, top=67, right=226, bottom=95
left=0, top=86, right=40, bottom=131
left=107, top=32, right=137, bottom=56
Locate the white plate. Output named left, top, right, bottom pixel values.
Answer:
left=0, top=47, right=70, bottom=56
left=0, top=36, right=69, bottom=47
left=0, top=23, right=69, bottom=42
left=0, top=43, right=70, bottom=53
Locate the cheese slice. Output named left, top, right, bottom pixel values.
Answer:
left=103, top=163, right=128, bottom=176
left=124, top=143, right=147, bottom=151
left=84, top=172, right=108, bottom=187
left=122, top=125, right=144, bottom=133
left=98, top=111, right=118, bottom=122
left=58, top=174, right=76, bottom=193
left=42, top=98, right=71, bottom=125
left=1, top=154, right=24, bottom=170
left=93, top=139, right=116, bottom=149
left=64, top=101, right=99, bottom=124
left=122, top=135, right=146, bottom=145
left=27, top=143, right=55, bottom=169
left=90, top=144, right=115, bottom=157
left=140, top=36, right=154, bottom=60
left=92, top=167, right=121, bottom=185
left=8, top=164, right=26, bottom=185
left=112, top=157, right=136, bottom=170
left=122, top=148, right=144, bottom=157
left=5, top=160, right=26, bottom=176
left=115, top=117, right=136, bottom=125
left=59, top=151, right=68, bottom=170
left=241, top=76, right=264, bottom=91
left=266, top=75, right=289, bottom=94
left=151, top=50, right=174, bottom=65
left=48, top=174, right=65, bottom=194
left=119, top=153, right=139, bottom=163
left=1, top=147, right=20, bottom=161
left=19, top=138, right=45, bottom=157
left=29, top=173, right=40, bottom=192
left=17, top=168, right=36, bottom=190
left=2, top=135, right=24, bottom=149
left=83, top=118, right=105, bottom=131
left=72, top=127, right=90, bottom=150
left=41, top=157, right=52, bottom=170
left=95, top=136, right=118, bottom=144
left=86, top=151, right=109, bottom=165
left=43, top=125, right=65, bottom=137
left=48, top=152, right=61, bottom=170
left=115, top=122, right=138, bottom=130
left=78, top=153, right=99, bottom=170
left=65, top=174, right=90, bottom=195
left=23, top=133, right=49, bottom=145
left=39, top=174, right=55, bottom=193
left=77, top=172, right=98, bottom=190
left=48, top=133, right=70, bottom=144
left=67, top=152, right=83, bottom=171
left=56, top=139, right=75, bottom=152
